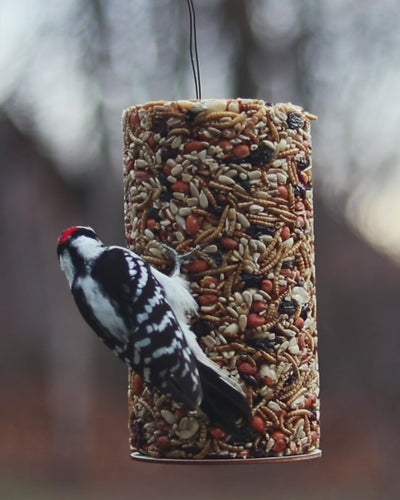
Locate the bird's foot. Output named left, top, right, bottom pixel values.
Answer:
left=160, top=244, right=201, bottom=276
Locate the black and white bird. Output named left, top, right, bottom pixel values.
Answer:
left=57, top=226, right=251, bottom=434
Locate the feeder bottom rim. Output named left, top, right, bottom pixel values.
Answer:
left=130, top=448, right=322, bottom=465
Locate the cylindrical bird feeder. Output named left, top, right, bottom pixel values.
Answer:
left=123, top=98, right=320, bottom=463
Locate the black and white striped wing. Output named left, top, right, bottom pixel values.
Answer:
left=86, top=247, right=202, bottom=409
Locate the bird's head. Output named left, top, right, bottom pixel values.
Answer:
left=57, top=226, right=102, bottom=285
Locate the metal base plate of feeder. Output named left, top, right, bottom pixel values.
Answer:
left=131, top=449, right=322, bottom=465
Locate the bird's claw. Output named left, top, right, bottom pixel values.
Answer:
left=160, top=244, right=201, bottom=276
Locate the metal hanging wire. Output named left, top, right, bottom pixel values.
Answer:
left=186, top=0, right=202, bottom=99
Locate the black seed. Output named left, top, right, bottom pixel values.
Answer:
left=131, top=419, right=145, bottom=449
left=229, top=428, right=258, bottom=446
left=233, top=175, right=252, bottom=192
left=191, top=319, right=214, bottom=338
left=296, top=157, right=310, bottom=171
left=242, top=273, right=264, bottom=288
left=148, top=207, right=161, bottom=221
left=246, top=224, right=276, bottom=239
left=185, top=109, right=197, bottom=123
left=281, top=259, right=295, bottom=269
left=278, top=300, right=298, bottom=315
left=152, top=118, right=168, bottom=136
left=209, top=205, right=224, bottom=216
left=250, top=443, right=268, bottom=458
left=210, top=252, right=223, bottom=266
left=240, top=374, right=260, bottom=388
left=284, top=373, right=297, bottom=386
left=236, top=146, right=275, bottom=166
left=287, top=113, right=304, bottom=130
left=300, top=305, right=309, bottom=320
left=161, top=151, right=178, bottom=164
left=159, top=190, right=173, bottom=202
left=294, top=183, right=307, bottom=199
left=247, top=338, right=275, bottom=351
left=158, top=172, right=169, bottom=186
left=252, top=394, right=263, bottom=406
left=182, top=444, right=201, bottom=454
left=161, top=148, right=179, bottom=162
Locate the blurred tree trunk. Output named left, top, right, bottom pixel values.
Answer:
left=219, top=0, right=258, bottom=98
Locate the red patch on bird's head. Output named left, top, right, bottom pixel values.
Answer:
left=58, top=226, right=81, bottom=246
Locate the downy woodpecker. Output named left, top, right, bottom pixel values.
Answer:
left=57, top=226, right=251, bottom=435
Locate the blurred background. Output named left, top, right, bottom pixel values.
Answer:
left=1, top=0, right=399, bottom=498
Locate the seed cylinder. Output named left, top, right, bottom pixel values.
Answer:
left=123, top=99, right=320, bottom=463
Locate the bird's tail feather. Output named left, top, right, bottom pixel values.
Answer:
left=196, top=359, right=252, bottom=436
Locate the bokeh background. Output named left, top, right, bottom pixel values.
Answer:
left=1, top=0, right=399, bottom=498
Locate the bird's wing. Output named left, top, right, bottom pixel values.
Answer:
left=88, top=247, right=202, bottom=409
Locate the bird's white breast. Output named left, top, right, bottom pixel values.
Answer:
left=76, top=275, right=129, bottom=343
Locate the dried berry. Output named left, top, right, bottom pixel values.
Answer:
left=252, top=394, right=263, bottom=406
left=294, top=183, right=307, bottom=199
left=186, top=259, right=209, bottom=273
left=155, top=435, right=171, bottom=450
left=278, top=300, right=298, bottom=315
left=209, top=205, right=224, bottom=216
left=250, top=415, right=266, bottom=434
left=172, top=181, right=191, bottom=193
left=159, top=190, right=173, bottom=202
left=184, top=141, right=206, bottom=153
left=273, top=438, right=286, bottom=453
left=161, top=148, right=179, bottom=162
left=287, top=113, right=304, bottom=129
left=181, top=444, right=201, bottom=454
left=238, top=362, right=258, bottom=375
left=237, top=145, right=275, bottom=166
left=133, top=374, right=144, bottom=395
left=135, top=170, right=151, bottom=181
left=130, top=110, right=140, bottom=128
left=296, top=157, right=310, bottom=171
left=200, top=277, right=219, bottom=288
left=229, top=427, right=258, bottom=446
left=198, top=294, right=218, bottom=306
left=186, top=214, right=200, bottom=236
left=148, top=207, right=161, bottom=221
left=152, top=118, right=169, bottom=135
left=246, top=338, right=275, bottom=351
left=284, top=373, right=298, bottom=386
left=210, top=427, right=228, bottom=440
left=242, top=273, right=264, bottom=288
left=158, top=171, right=169, bottom=186
left=281, top=259, right=295, bottom=269
left=233, top=144, right=251, bottom=159
left=131, top=419, right=145, bottom=450
left=300, top=304, right=309, bottom=319
left=246, top=224, right=276, bottom=239
left=218, top=140, right=233, bottom=153
left=220, top=236, right=238, bottom=249
left=281, top=226, right=291, bottom=240
left=247, top=313, right=267, bottom=328
left=277, top=185, right=289, bottom=198
left=294, top=317, right=305, bottom=329
left=250, top=443, right=268, bottom=458
left=163, top=164, right=172, bottom=176
left=261, top=279, right=274, bottom=294
left=233, top=175, right=252, bottom=192
left=251, top=301, right=267, bottom=313
left=210, top=251, right=224, bottom=266
left=240, top=374, right=260, bottom=388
